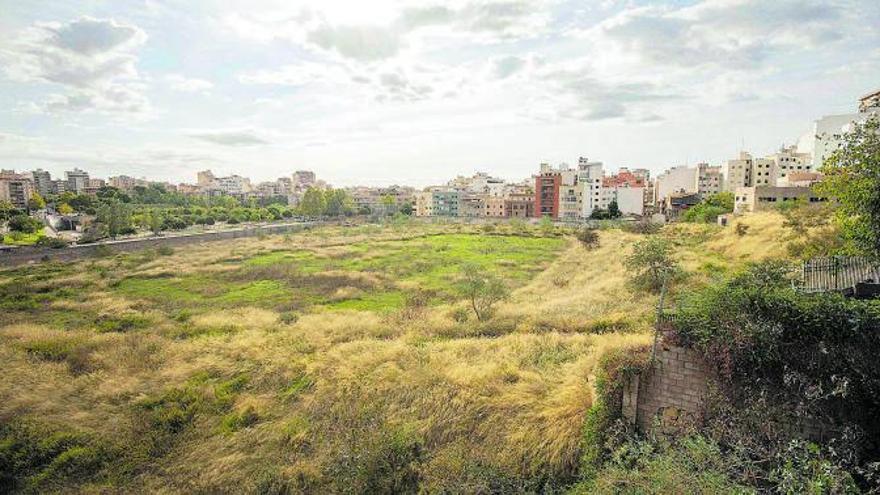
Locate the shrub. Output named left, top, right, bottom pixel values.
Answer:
left=575, top=228, right=600, bottom=249
left=8, top=215, right=43, bottom=234
left=278, top=311, right=299, bottom=325
left=622, top=220, right=661, bottom=235
left=35, top=237, right=68, bottom=249
left=580, top=346, right=651, bottom=480
left=450, top=307, right=470, bottom=323
left=735, top=223, right=749, bottom=237
left=156, top=245, right=174, bottom=256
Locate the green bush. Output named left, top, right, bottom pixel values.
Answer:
left=35, top=236, right=69, bottom=249
left=0, top=420, right=110, bottom=492
left=579, top=345, right=650, bottom=480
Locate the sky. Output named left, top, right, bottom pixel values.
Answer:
left=0, top=0, right=878, bottom=187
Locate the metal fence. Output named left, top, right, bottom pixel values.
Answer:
left=797, top=256, right=880, bottom=293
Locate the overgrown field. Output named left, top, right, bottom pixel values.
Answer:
left=0, top=217, right=789, bottom=493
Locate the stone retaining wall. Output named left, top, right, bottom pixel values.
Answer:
left=622, top=338, right=713, bottom=434
left=0, top=222, right=317, bottom=268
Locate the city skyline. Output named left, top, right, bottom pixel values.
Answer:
left=1, top=0, right=879, bottom=187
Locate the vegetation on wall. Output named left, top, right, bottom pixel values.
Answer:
left=681, top=192, right=733, bottom=223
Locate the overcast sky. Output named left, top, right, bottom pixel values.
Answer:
left=0, top=0, right=878, bottom=187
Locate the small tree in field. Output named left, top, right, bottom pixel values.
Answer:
left=457, top=264, right=510, bottom=321
left=625, top=237, right=679, bottom=293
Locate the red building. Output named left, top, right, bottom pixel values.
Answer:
left=534, top=173, right=561, bottom=218
left=603, top=169, right=646, bottom=189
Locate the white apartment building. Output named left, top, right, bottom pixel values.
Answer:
left=654, top=166, right=696, bottom=204
left=216, top=175, right=252, bottom=195
left=577, top=157, right=604, bottom=218
left=798, top=89, right=879, bottom=169
left=768, top=145, right=812, bottom=184
left=724, top=152, right=754, bottom=190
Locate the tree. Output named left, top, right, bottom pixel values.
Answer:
left=96, top=201, right=134, bottom=238
left=27, top=193, right=46, bottom=212
left=625, top=237, right=680, bottom=293
left=607, top=200, right=621, bottom=218
left=457, top=264, right=510, bottom=321
left=682, top=192, right=734, bottom=223
left=0, top=200, right=15, bottom=222
left=298, top=187, right=327, bottom=217
left=326, top=189, right=354, bottom=217
left=146, top=209, right=163, bottom=235
left=815, top=115, right=880, bottom=258
left=399, top=202, right=414, bottom=216
left=57, top=203, right=74, bottom=215
left=8, top=215, right=43, bottom=234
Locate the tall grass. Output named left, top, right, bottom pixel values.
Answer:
left=0, top=216, right=790, bottom=492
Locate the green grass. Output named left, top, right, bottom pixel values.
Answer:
left=2, top=232, right=44, bottom=246
left=325, top=290, right=407, bottom=311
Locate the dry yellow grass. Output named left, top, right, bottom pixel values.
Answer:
left=0, top=216, right=791, bottom=492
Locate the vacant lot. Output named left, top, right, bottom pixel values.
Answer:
left=0, top=217, right=788, bottom=493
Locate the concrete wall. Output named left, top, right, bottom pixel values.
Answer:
left=0, top=222, right=316, bottom=268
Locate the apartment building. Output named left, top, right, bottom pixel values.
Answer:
left=0, top=170, right=35, bottom=209
left=559, top=183, right=582, bottom=221
left=432, top=190, right=460, bottom=217
left=505, top=193, right=534, bottom=218
left=414, top=191, right=433, bottom=217
left=459, top=194, right=485, bottom=218
left=534, top=164, right=564, bottom=218
left=800, top=91, right=879, bottom=169
left=654, top=166, right=697, bottom=204
left=31, top=169, right=53, bottom=197
left=65, top=168, right=90, bottom=194
left=484, top=196, right=506, bottom=217
left=216, top=175, right=252, bottom=195
left=83, top=178, right=106, bottom=195
left=768, top=145, right=812, bottom=183
left=577, top=158, right=604, bottom=218
left=696, top=163, right=724, bottom=196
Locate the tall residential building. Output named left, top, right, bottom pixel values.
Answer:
left=696, top=163, right=724, bottom=196
left=799, top=89, right=879, bottom=169
left=293, top=170, right=316, bottom=187
left=65, top=168, right=90, bottom=194
left=83, top=178, right=106, bottom=195
left=31, top=169, right=53, bottom=197
left=577, top=157, right=604, bottom=218
left=534, top=163, right=566, bottom=218
left=723, top=153, right=755, bottom=190
left=0, top=170, right=35, bottom=209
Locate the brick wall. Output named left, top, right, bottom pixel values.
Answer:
left=623, top=338, right=713, bottom=434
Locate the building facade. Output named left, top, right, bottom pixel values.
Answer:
left=65, top=168, right=90, bottom=194
left=0, top=170, right=35, bottom=209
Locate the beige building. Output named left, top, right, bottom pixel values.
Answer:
left=414, top=191, right=434, bottom=217
left=505, top=193, right=534, bottom=218
left=0, top=170, right=36, bottom=209
left=696, top=162, right=724, bottom=196
left=484, top=196, right=506, bottom=217
left=734, top=186, right=825, bottom=214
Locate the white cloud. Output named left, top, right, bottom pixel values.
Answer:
left=0, top=16, right=149, bottom=114
left=588, top=0, right=845, bottom=70
left=165, top=74, right=214, bottom=93
left=187, top=129, right=270, bottom=146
